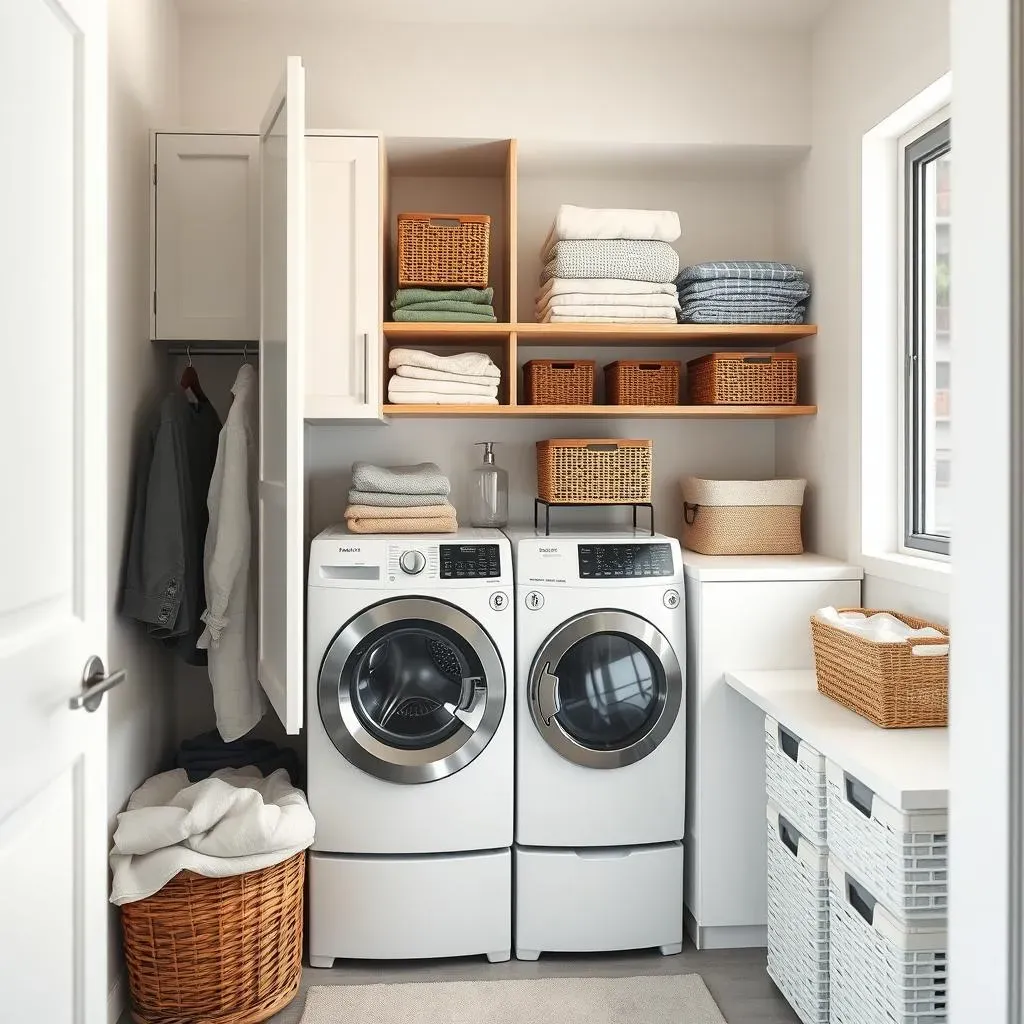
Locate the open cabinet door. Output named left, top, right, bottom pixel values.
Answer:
left=258, top=57, right=305, bottom=734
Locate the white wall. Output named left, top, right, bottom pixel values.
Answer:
left=106, top=0, right=179, bottom=1010
left=774, top=0, right=950, bottom=622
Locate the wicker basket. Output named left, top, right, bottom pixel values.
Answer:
left=688, top=352, right=798, bottom=405
left=523, top=359, right=595, bottom=405
left=680, top=477, right=805, bottom=554
left=811, top=608, right=949, bottom=728
left=121, top=853, right=305, bottom=1024
left=605, top=360, right=681, bottom=405
left=397, top=212, right=490, bottom=288
left=537, top=439, right=652, bottom=503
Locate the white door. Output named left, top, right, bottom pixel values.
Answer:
left=153, top=134, right=261, bottom=343
left=0, top=0, right=110, bottom=1022
left=258, top=57, right=306, bottom=734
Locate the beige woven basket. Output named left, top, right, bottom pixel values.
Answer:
left=811, top=609, right=949, bottom=728
left=523, top=359, right=596, bottom=405
left=537, top=439, right=652, bottom=503
left=680, top=477, right=805, bottom=554
left=397, top=212, right=490, bottom=288
left=121, top=853, right=305, bottom=1024
left=605, top=360, right=681, bottom=405
left=687, top=352, right=798, bottom=405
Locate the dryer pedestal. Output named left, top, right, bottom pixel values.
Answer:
left=513, top=842, right=684, bottom=960
left=309, top=849, right=512, bottom=966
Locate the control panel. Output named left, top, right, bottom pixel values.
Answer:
left=440, top=544, right=501, bottom=580
left=577, top=543, right=674, bottom=579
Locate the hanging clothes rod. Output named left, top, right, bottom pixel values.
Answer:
left=161, top=343, right=259, bottom=357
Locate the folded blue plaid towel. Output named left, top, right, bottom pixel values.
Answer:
left=675, top=261, right=804, bottom=286
left=678, top=303, right=807, bottom=325
left=678, top=278, right=810, bottom=303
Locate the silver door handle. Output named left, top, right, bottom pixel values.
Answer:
left=535, top=664, right=562, bottom=725
left=362, top=332, right=371, bottom=404
left=69, top=655, right=126, bottom=712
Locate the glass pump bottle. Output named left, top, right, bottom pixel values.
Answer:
left=470, top=441, right=508, bottom=528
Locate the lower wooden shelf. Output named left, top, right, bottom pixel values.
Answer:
left=382, top=404, right=817, bottom=418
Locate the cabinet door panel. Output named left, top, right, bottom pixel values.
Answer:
left=154, top=134, right=259, bottom=341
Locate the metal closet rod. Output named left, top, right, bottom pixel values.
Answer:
left=164, top=344, right=259, bottom=357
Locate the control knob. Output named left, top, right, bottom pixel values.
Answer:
left=399, top=549, right=427, bottom=575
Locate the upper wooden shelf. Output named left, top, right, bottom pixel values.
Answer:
left=383, top=403, right=817, bottom=419
left=383, top=322, right=513, bottom=344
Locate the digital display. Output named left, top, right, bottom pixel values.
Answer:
left=440, top=544, right=501, bottom=579
left=578, top=543, right=674, bottom=579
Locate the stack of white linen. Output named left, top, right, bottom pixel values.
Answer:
left=536, top=205, right=682, bottom=324
left=388, top=347, right=501, bottom=405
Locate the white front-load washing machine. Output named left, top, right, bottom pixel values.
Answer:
left=506, top=528, right=687, bottom=960
left=306, top=526, right=514, bottom=967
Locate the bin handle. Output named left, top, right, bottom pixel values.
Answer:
left=845, top=773, right=874, bottom=818
left=778, top=814, right=801, bottom=856
left=742, top=355, right=772, bottom=364
left=683, top=502, right=700, bottom=525
left=778, top=724, right=801, bottom=762
left=585, top=444, right=618, bottom=452
left=847, top=874, right=877, bottom=925
left=428, top=217, right=463, bottom=229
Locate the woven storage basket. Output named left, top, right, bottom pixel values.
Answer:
left=397, top=212, right=490, bottom=288
left=687, top=352, right=798, bottom=405
left=523, top=359, right=595, bottom=405
left=121, top=853, right=305, bottom=1024
left=605, top=360, right=681, bottom=405
left=680, top=477, right=805, bottom=555
left=537, top=439, right=652, bottom=503
left=811, top=608, right=949, bottom=728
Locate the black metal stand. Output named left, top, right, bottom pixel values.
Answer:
left=534, top=498, right=656, bottom=537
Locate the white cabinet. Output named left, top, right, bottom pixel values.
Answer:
left=152, top=133, right=260, bottom=342
left=682, top=553, right=862, bottom=950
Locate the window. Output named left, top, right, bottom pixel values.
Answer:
left=903, top=117, right=951, bottom=556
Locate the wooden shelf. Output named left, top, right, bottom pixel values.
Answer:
left=515, top=323, right=817, bottom=346
left=383, top=404, right=817, bottom=418
left=383, top=322, right=513, bottom=344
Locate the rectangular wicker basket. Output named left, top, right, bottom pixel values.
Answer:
left=397, top=212, right=491, bottom=288
left=687, top=352, right=798, bottom=405
left=523, top=359, right=596, bottom=405
left=811, top=608, right=949, bottom=728
left=536, top=439, right=652, bottom=504
left=605, top=360, right=681, bottom=406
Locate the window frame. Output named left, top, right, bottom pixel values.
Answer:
left=902, top=116, right=952, bottom=557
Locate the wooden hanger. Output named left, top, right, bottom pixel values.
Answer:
left=180, top=346, right=206, bottom=404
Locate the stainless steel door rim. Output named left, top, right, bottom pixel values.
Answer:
left=528, top=609, right=682, bottom=769
left=319, top=597, right=506, bottom=784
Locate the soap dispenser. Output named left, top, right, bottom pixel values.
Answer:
left=470, top=441, right=509, bottom=528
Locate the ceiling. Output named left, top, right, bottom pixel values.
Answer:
left=174, top=0, right=836, bottom=30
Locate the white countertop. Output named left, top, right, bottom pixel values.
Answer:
left=724, top=669, right=949, bottom=810
left=681, top=552, right=864, bottom=583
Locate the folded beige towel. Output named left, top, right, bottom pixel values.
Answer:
left=344, top=503, right=457, bottom=520
left=396, top=364, right=504, bottom=387
left=539, top=278, right=678, bottom=301
left=388, top=348, right=500, bottom=379
left=537, top=302, right=678, bottom=321
left=389, top=375, right=497, bottom=397
left=345, top=512, right=459, bottom=534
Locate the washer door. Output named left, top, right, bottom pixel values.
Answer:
left=318, top=597, right=506, bottom=783
left=528, top=610, right=682, bottom=769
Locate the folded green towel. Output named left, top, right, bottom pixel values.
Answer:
left=393, top=286, right=494, bottom=309
left=397, top=300, right=497, bottom=316
left=392, top=308, right=498, bottom=323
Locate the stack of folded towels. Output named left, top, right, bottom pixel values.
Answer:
left=388, top=347, right=501, bottom=406
left=536, top=205, right=682, bottom=323
left=391, top=286, right=497, bottom=323
left=345, top=461, right=458, bottom=534
left=675, top=261, right=811, bottom=324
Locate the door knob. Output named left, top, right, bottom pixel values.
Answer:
left=69, top=655, right=126, bottom=712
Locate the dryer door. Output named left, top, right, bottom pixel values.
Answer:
left=528, top=610, right=682, bottom=769
left=318, top=597, right=506, bottom=783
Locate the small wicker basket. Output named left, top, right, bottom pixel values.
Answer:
left=537, top=439, right=652, bottom=504
left=605, top=360, right=681, bottom=405
left=121, top=853, right=305, bottom=1024
left=523, top=359, right=596, bottom=405
left=811, top=608, right=949, bottom=728
left=688, top=352, right=798, bottom=405
left=397, top=212, right=490, bottom=288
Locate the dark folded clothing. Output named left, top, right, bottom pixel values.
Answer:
left=678, top=279, right=811, bottom=304
left=677, top=305, right=807, bottom=325
left=175, top=731, right=303, bottom=786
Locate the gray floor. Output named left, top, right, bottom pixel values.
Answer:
left=117, top=944, right=798, bottom=1024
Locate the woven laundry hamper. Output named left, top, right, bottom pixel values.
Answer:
left=120, top=853, right=305, bottom=1024
left=680, top=477, right=806, bottom=555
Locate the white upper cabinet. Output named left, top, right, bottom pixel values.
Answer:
left=152, top=133, right=260, bottom=341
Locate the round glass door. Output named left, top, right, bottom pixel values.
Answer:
left=529, top=610, right=681, bottom=769
left=319, top=598, right=505, bottom=783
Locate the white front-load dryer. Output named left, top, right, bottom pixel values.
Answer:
left=506, top=528, right=687, bottom=960
left=306, top=526, right=514, bottom=967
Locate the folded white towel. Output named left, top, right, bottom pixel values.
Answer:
left=538, top=302, right=678, bottom=321
left=109, top=768, right=315, bottom=905
left=541, top=310, right=677, bottom=324
left=815, top=607, right=948, bottom=656
left=539, top=278, right=679, bottom=300
left=537, top=291, right=680, bottom=313
left=389, top=375, right=497, bottom=397
left=387, top=391, right=499, bottom=405
left=541, top=205, right=681, bottom=257
left=395, top=364, right=503, bottom=387
left=388, top=347, right=500, bottom=379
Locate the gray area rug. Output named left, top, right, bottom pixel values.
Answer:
left=299, top=975, right=728, bottom=1023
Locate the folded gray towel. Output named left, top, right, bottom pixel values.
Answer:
left=541, top=239, right=680, bottom=284
left=352, top=461, right=451, bottom=496
left=675, top=261, right=803, bottom=285
left=347, top=489, right=449, bottom=507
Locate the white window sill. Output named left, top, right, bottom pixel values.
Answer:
left=861, top=552, right=951, bottom=594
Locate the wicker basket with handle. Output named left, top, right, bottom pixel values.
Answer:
left=397, top=212, right=491, bottom=288
left=120, top=853, right=305, bottom=1024
left=523, top=359, right=596, bottom=405
left=811, top=608, right=949, bottom=728
left=605, top=360, right=681, bottom=405
left=537, top=439, right=652, bottom=503
left=688, top=352, right=798, bottom=405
